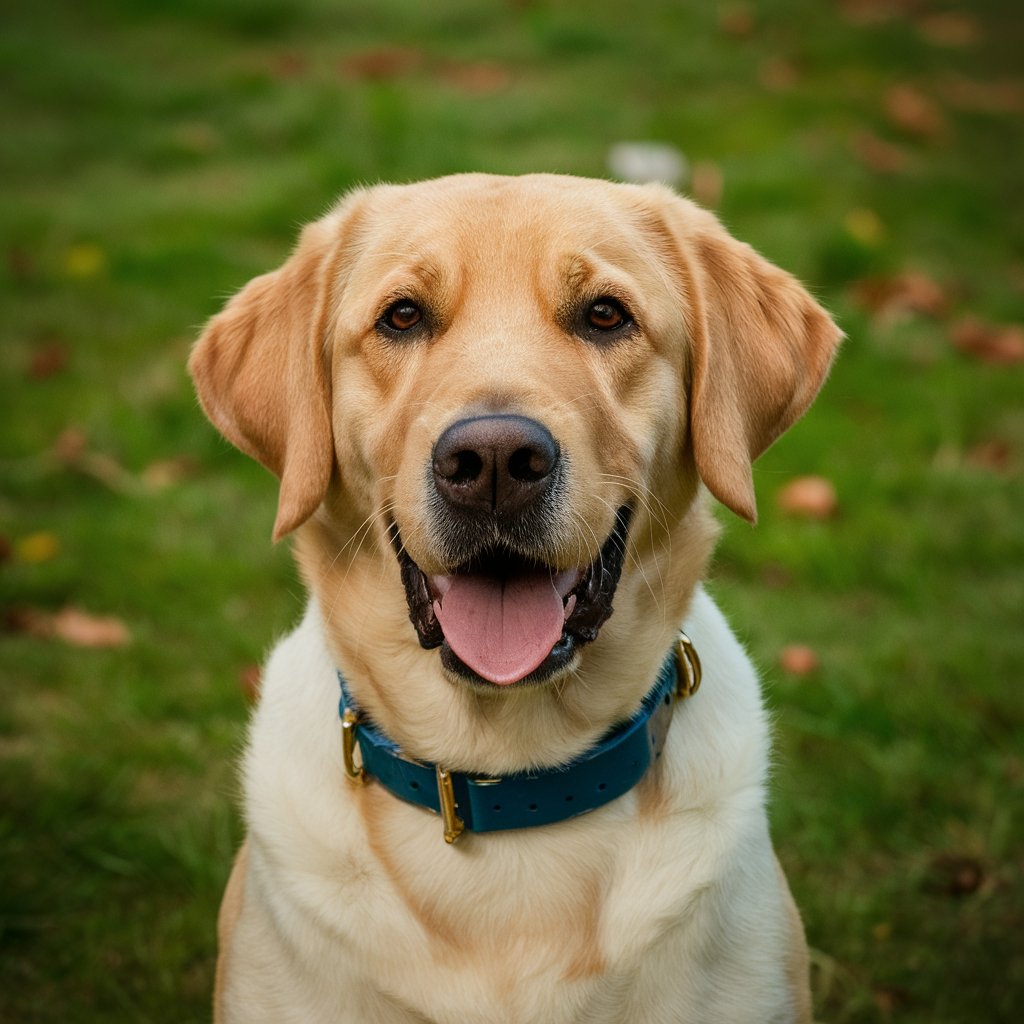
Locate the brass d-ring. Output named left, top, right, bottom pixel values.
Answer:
left=675, top=632, right=702, bottom=699
left=341, top=707, right=366, bottom=784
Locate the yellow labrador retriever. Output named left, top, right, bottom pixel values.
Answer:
left=190, top=173, right=840, bottom=1023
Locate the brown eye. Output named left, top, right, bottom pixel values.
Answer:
left=383, top=301, right=423, bottom=331
left=586, top=299, right=627, bottom=331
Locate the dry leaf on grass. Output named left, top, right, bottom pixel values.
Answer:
left=776, top=476, right=839, bottom=519
left=239, top=664, right=262, bottom=703
left=28, top=340, right=69, bottom=380
left=851, top=270, right=948, bottom=320
left=10, top=606, right=131, bottom=648
left=951, top=317, right=1024, bottom=365
left=340, top=47, right=423, bottom=81
left=779, top=645, right=820, bottom=677
left=852, top=131, right=911, bottom=174
left=885, top=84, right=946, bottom=140
left=14, top=532, right=60, bottom=564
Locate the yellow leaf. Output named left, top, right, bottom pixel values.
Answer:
left=15, top=531, right=60, bottom=563
left=64, top=243, right=106, bottom=279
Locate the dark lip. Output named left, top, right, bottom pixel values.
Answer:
left=393, top=505, right=633, bottom=688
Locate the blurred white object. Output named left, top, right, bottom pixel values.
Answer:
left=607, top=142, right=688, bottom=187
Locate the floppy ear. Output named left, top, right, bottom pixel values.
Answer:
left=655, top=190, right=842, bottom=522
left=189, top=212, right=347, bottom=541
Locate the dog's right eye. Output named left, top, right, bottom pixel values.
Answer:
left=380, top=301, right=423, bottom=333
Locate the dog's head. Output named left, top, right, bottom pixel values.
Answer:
left=190, top=174, right=839, bottom=699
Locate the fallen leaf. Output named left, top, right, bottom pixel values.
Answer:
left=63, top=242, right=107, bottom=279
left=15, top=532, right=60, bottom=564
left=340, top=47, right=423, bottom=81
left=965, top=439, right=1016, bottom=476
left=719, top=4, right=755, bottom=37
left=916, top=12, right=980, bottom=48
left=9, top=606, right=131, bottom=648
left=779, top=645, right=819, bottom=677
left=951, top=317, right=1024, bottom=365
left=873, top=987, right=911, bottom=1013
left=28, top=341, right=69, bottom=380
left=839, top=0, right=914, bottom=26
left=52, top=427, right=89, bottom=463
left=50, top=607, right=131, bottom=648
left=926, top=853, right=985, bottom=897
left=852, top=130, right=910, bottom=174
left=8, top=245, right=34, bottom=283
left=885, top=85, right=946, bottom=141
left=851, top=271, right=948, bottom=320
left=937, top=74, right=1024, bottom=115
left=690, top=161, right=724, bottom=207
left=239, top=664, right=262, bottom=703
left=141, top=457, right=198, bottom=491
left=777, top=476, right=839, bottom=519
left=438, top=61, right=512, bottom=94
left=758, top=57, right=799, bottom=92
left=844, top=208, right=885, bottom=246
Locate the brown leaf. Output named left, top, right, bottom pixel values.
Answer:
left=340, top=47, right=423, bottom=81
left=776, top=476, right=839, bottom=519
left=10, top=606, right=131, bottom=648
left=851, top=270, right=948, bottom=320
left=873, top=987, right=911, bottom=1013
left=239, top=664, right=262, bottom=703
left=885, top=84, right=946, bottom=141
left=719, top=5, right=755, bottom=37
left=690, top=161, right=724, bottom=208
left=141, top=457, right=198, bottom=491
left=926, top=853, right=985, bottom=897
left=852, top=130, right=910, bottom=174
left=50, top=607, right=131, bottom=648
left=839, top=0, right=918, bottom=27
left=438, top=61, right=512, bottom=95
left=52, top=427, right=89, bottom=463
left=937, top=74, right=1024, bottom=115
left=916, top=12, right=980, bottom=48
left=779, top=645, right=820, bottom=677
left=758, top=57, right=799, bottom=92
left=965, top=439, right=1016, bottom=476
left=951, top=317, right=1024, bottom=365
left=28, top=341, right=69, bottom=380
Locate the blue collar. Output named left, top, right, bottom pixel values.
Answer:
left=338, top=634, right=701, bottom=844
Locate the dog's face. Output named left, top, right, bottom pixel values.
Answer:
left=191, top=174, right=839, bottom=702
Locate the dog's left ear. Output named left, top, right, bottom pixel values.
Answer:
left=189, top=201, right=359, bottom=541
left=652, top=188, right=842, bottom=522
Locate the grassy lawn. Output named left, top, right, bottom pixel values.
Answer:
left=2, top=1, right=1021, bottom=1020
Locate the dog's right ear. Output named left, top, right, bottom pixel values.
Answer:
left=189, top=198, right=362, bottom=541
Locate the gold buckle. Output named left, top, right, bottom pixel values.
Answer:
left=341, top=707, right=366, bottom=784
left=675, top=632, right=702, bottom=699
left=435, top=766, right=465, bottom=845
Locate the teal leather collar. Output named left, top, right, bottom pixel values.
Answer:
left=337, top=634, right=701, bottom=844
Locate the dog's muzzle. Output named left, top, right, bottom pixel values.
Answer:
left=394, top=414, right=632, bottom=687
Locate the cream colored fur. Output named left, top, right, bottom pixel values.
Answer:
left=191, top=173, right=839, bottom=1023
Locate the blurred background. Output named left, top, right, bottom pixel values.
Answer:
left=1, top=1, right=1021, bottom=1021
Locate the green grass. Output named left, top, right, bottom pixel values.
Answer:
left=2, top=1, right=1022, bottom=1020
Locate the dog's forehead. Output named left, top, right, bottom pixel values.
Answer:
left=354, top=174, right=661, bottom=277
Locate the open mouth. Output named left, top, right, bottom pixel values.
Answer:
left=396, top=506, right=633, bottom=688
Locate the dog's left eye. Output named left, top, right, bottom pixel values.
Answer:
left=585, top=299, right=630, bottom=332
left=380, top=301, right=424, bottom=332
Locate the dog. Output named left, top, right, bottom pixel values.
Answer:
left=190, top=173, right=840, bottom=1023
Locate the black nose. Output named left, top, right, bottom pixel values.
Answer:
left=432, top=414, right=560, bottom=516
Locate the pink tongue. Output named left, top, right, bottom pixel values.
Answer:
left=432, top=571, right=565, bottom=685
